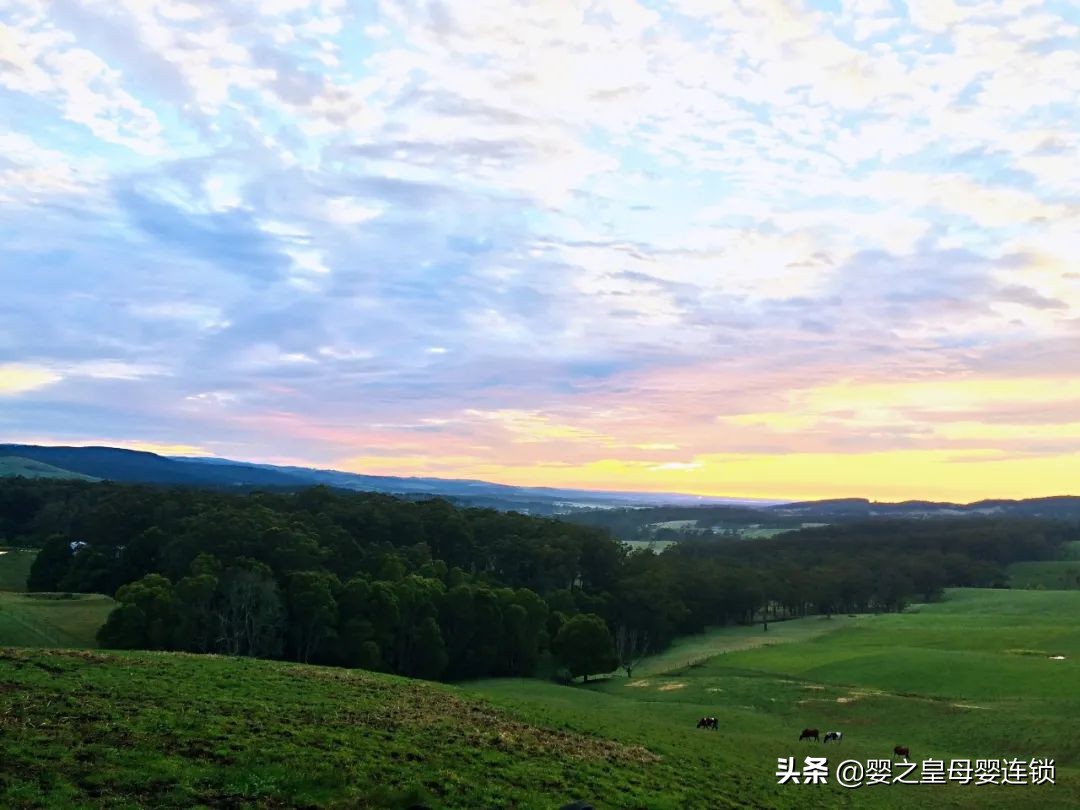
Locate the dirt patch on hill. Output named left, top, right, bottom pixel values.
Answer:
left=657, top=682, right=686, bottom=692
left=626, top=679, right=651, bottom=688
left=329, top=681, right=662, bottom=766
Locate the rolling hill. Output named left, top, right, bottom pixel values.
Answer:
left=4, top=444, right=1080, bottom=521
left=0, top=456, right=98, bottom=481
left=0, top=444, right=774, bottom=512
left=0, top=589, right=1076, bottom=808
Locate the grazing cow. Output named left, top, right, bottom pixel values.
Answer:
left=823, top=731, right=842, bottom=744
left=893, top=746, right=910, bottom=760
left=799, top=728, right=820, bottom=742
left=697, top=716, right=718, bottom=730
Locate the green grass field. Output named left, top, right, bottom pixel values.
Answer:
left=0, top=591, right=116, bottom=648
left=630, top=614, right=859, bottom=677
left=0, top=548, right=37, bottom=591
left=469, top=589, right=1079, bottom=809
left=1008, top=561, right=1080, bottom=589
left=0, top=547, right=115, bottom=649
left=1061, top=541, right=1080, bottom=560
left=1007, top=541, right=1080, bottom=589
left=0, top=588, right=1075, bottom=808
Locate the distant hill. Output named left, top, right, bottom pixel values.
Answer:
left=0, top=445, right=310, bottom=489
left=768, top=496, right=1080, bottom=521
left=568, top=495, right=1080, bottom=540
left=0, top=445, right=777, bottom=512
left=4, top=444, right=1078, bottom=521
left=0, top=456, right=99, bottom=481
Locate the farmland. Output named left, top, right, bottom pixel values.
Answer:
left=0, top=592, right=115, bottom=649
left=0, top=547, right=116, bottom=650
left=471, top=588, right=1079, bottom=808
left=0, top=548, right=37, bottom=591
left=0, top=587, right=1075, bottom=808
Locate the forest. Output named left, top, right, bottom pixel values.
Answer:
left=1, top=478, right=1074, bottom=682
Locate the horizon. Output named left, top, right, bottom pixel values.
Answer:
left=5, top=441, right=1080, bottom=507
left=3, top=2, right=1079, bottom=502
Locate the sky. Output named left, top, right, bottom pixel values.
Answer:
left=1, top=0, right=1079, bottom=502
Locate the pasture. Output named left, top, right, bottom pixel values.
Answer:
left=1008, top=541, right=1080, bottom=589
left=630, top=614, right=859, bottom=677
left=0, top=588, right=1075, bottom=807
left=1008, top=560, right=1080, bottom=589
left=0, top=591, right=115, bottom=648
left=0, top=547, right=113, bottom=649
left=0, top=547, right=37, bottom=591
left=0, top=648, right=695, bottom=809
left=470, top=589, right=1079, bottom=808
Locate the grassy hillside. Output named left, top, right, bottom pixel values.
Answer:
left=0, top=589, right=1076, bottom=808
left=0, top=648, right=679, bottom=809
left=0, top=457, right=97, bottom=481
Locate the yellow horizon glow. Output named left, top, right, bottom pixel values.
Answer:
left=338, top=449, right=1080, bottom=503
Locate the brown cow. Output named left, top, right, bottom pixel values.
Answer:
left=799, top=728, right=819, bottom=742
left=893, top=746, right=910, bottom=759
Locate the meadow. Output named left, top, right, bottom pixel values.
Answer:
left=0, top=540, right=1076, bottom=807
left=0, top=548, right=37, bottom=591
left=471, top=589, right=1079, bottom=809
left=0, top=548, right=115, bottom=649
left=0, top=591, right=116, bottom=649
left=0, top=587, right=1075, bottom=808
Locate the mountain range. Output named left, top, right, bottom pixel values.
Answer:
left=2, top=444, right=1079, bottom=521
left=0, top=444, right=775, bottom=513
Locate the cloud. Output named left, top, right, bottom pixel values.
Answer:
left=0, top=364, right=62, bottom=396
left=1, top=0, right=1079, bottom=499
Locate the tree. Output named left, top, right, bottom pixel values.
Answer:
left=98, top=573, right=176, bottom=650
left=216, top=563, right=284, bottom=658
left=27, top=534, right=73, bottom=591
left=391, top=575, right=446, bottom=676
left=409, top=616, right=448, bottom=680
left=174, top=571, right=219, bottom=652
left=287, top=570, right=339, bottom=663
left=614, top=623, right=650, bottom=679
left=338, top=577, right=399, bottom=670
left=552, top=613, right=617, bottom=682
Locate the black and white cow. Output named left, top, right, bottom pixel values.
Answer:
left=823, top=731, right=843, bottom=744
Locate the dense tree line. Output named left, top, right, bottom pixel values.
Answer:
left=1, top=479, right=1075, bottom=682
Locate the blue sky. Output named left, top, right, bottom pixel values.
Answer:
left=2, top=0, right=1079, bottom=500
